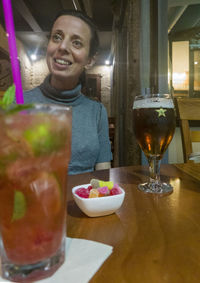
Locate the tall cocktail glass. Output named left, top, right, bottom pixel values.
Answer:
left=133, top=93, right=175, bottom=194
left=0, top=104, right=71, bottom=281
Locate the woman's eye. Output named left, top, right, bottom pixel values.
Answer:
left=73, top=40, right=83, bottom=48
left=52, top=33, right=62, bottom=42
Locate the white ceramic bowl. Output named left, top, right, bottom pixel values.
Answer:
left=72, top=184, right=125, bottom=217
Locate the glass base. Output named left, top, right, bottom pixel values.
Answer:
left=138, top=182, right=173, bottom=194
left=1, top=241, right=65, bottom=282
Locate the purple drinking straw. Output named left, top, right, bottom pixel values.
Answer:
left=2, top=0, right=24, bottom=104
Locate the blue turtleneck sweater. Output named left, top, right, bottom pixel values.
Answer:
left=23, top=84, right=112, bottom=175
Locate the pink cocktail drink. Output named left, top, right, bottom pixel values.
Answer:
left=0, top=104, right=71, bottom=281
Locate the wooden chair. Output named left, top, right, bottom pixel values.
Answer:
left=108, top=117, right=115, bottom=167
left=175, top=98, right=200, bottom=163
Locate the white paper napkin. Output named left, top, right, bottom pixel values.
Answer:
left=0, top=237, right=113, bottom=283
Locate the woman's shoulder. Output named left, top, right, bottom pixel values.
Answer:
left=23, top=87, right=47, bottom=103
left=80, top=96, right=108, bottom=123
left=24, top=86, right=41, bottom=96
left=81, top=95, right=105, bottom=110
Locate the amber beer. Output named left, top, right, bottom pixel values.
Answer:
left=133, top=99, right=175, bottom=159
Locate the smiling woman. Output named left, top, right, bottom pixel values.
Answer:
left=47, top=14, right=92, bottom=90
left=21, top=10, right=112, bottom=175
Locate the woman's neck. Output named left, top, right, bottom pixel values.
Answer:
left=50, top=76, right=79, bottom=91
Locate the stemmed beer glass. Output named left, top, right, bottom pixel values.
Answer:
left=133, top=92, right=176, bottom=194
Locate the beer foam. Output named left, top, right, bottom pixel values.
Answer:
left=133, top=98, right=174, bottom=109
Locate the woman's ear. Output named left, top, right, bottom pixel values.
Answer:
left=85, top=54, right=97, bottom=70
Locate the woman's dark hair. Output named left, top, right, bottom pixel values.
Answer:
left=50, top=9, right=99, bottom=58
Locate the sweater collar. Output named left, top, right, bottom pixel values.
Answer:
left=39, top=75, right=83, bottom=104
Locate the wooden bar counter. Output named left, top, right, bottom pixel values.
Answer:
left=67, top=164, right=200, bottom=283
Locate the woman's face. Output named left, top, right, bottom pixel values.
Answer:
left=46, top=15, right=92, bottom=90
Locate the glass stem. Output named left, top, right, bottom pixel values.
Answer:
left=148, top=156, right=161, bottom=184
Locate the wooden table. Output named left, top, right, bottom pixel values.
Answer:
left=175, top=162, right=200, bottom=181
left=67, top=164, right=200, bottom=283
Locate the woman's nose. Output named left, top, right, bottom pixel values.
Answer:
left=58, top=39, right=70, bottom=53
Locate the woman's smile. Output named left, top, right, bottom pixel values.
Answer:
left=53, top=57, right=73, bottom=70
left=54, top=58, right=72, bottom=66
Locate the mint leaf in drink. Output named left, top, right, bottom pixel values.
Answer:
left=0, top=84, right=15, bottom=110
left=6, top=104, right=34, bottom=114
left=0, top=84, right=34, bottom=113
left=12, top=191, right=27, bottom=221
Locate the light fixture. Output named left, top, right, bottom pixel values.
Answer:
left=105, top=60, right=110, bottom=65
left=30, top=54, right=37, bottom=61
left=194, top=61, right=198, bottom=65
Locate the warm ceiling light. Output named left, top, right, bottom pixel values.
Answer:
left=30, top=54, right=37, bottom=61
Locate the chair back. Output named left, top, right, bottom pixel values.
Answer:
left=175, top=98, right=200, bottom=162
left=108, top=117, right=115, bottom=167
